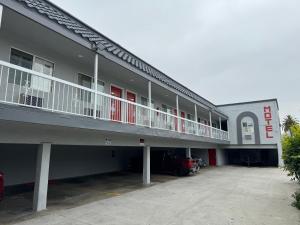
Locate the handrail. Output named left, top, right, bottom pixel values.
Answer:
left=0, top=60, right=229, bottom=141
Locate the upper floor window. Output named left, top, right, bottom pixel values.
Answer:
left=141, top=96, right=154, bottom=108
left=241, top=116, right=255, bottom=144
left=78, top=73, right=104, bottom=92
left=9, top=48, right=54, bottom=92
left=162, top=104, right=173, bottom=115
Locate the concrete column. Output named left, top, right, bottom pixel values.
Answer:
left=219, top=117, right=222, bottom=130
left=176, top=95, right=180, bottom=132
left=93, top=53, right=99, bottom=119
left=216, top=148, right=227, bottom=166
left=209, top=111, right=212, bottom=137
left=277, top=141, right=284, bottom=167
left=227, top=119, right=230, bottom=140
left=194, top=104, right=198, bottom=134
left=0, top=4, right=3, bottom=29
left=148, top=81, right=152, bottom=128
left=194, top=104, right=198, bottom=122
left=186, top=148, right=191, bottom=158
left=143, top=146, right=151, bottom=185
left=33, top=143, right=51, bottom=212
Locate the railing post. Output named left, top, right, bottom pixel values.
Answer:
left=209, top=111, right=212, bottom=138
left=51, top=81, right=56, bottom=112
left=176, top=95, right=180, bottom=132
left=148, top=81, right=152, bottom=128
left=93, top=53, right=99, bottom=119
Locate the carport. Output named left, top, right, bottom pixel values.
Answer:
left=226, top=148, right=278, bottom=166
left=0, top=143, right=156, bottom=222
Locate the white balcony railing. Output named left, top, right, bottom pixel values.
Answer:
left=0, top=60, right=229, bottom=141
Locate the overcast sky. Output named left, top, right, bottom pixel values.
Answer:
left=51, top=0, right=300, bottom=120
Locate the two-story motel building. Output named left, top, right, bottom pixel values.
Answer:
left=0, top=0, right=283, bottom=212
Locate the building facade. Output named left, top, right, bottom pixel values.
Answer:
left=0, top=0, right=282, bottom=212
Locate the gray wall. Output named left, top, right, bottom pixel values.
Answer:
left=0, top=144, right=140, bottom=186
left=218, top=100, right=281, bottom=145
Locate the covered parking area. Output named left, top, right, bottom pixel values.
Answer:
left=225, top=148, right=279, bottom=167
left=0, top=143, right=180, bottom=224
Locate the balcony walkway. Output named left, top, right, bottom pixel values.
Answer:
left=0, top=60, right=229, bottom=142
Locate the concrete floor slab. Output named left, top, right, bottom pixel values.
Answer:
left=3, top=167, right=300, bottom=225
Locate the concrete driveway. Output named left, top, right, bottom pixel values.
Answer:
left=11, top=167, right=300, bottom=225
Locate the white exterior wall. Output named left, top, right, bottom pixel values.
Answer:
left=218, top=100, right=283, bottom=166
left=218, top=101, right=281, bottom=145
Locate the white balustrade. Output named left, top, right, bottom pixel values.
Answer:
left=0, top=60, right=229, bottom=141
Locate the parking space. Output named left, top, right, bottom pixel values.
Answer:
left=4, top=166, right=299, bottom=225
left=0, top=172, right=177, bottom=225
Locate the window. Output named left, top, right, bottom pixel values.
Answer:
left=161, top=104, right=167, bottom=113
left=244, top=135, right=252, bottom=140
left=141, top=96, right=154, bottom=107
left=9, top=48, right=33, bottom=86
left=141, top=96, right=148, bottom=106
left=241, top=116, right=255, bottom=144
left=78, top=73, right=104, bottom=102
left=187, top=114, right=192, bottom=120
left=32, top=57, right=53, bottom=92
left=78, top=73, right=104, bottom=92
left=9, top=48, right=54, bottom=92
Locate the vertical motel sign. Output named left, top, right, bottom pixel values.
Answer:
left=264, top=106, right=273, bottom=138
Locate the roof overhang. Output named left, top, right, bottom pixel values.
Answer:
left=0, top=0, right=228, bottom=118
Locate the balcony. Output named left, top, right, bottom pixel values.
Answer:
left=0, top=60, right=229, bottom=141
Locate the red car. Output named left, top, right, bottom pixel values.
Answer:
left=130, top=151, right=198, bottom=176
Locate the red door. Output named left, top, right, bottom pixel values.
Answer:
left=111, top=86, right=122, bottom=121
left=127, top=91, right=136, bottom=124
left=208, top=149, right=216, bottom=166
left=181, top=111, right=185, bottom=132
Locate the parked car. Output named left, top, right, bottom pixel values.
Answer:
left=129, top=151, right=198, bottom=176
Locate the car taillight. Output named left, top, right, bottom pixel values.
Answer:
left=183, top=159, right=193, bottom=169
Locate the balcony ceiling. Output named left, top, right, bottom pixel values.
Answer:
left=4, top=0, right=228, bottom=118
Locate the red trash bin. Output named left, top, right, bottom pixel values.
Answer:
left=0, top=172, right=4, bottom=201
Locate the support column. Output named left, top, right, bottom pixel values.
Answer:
left=219, top=117, right=222, bottom=130
left=93, top=53, right=99, bottom=119
left=277, top=141, right=284, bottom=167
left=176, top=95, right=180, bottom=132
left=148, top=81, right=152, bottom=128
left=209, top=111, right=212, bottom=137
left=194, top=104, right=198, bottom=134
left=0, top=4, right=3, bottom=29
left=226, top=119, right=230, bottom=140
left=186, top=147, right=191, bottom=158
left=33, top=143, right=51, bottom=212
left=143, top=146, right=151, bottom=185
